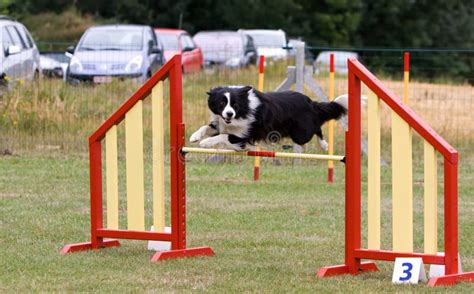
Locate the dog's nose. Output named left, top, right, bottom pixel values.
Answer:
left=226, top=111, right=233, bottom=118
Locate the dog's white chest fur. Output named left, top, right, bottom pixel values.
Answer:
left=218, top=117, right=252, bottom=138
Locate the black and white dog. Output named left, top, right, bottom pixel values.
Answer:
left=190, top=86, right=350, bottom=151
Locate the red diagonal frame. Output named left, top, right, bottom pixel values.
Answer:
left=61, top=55, right=214, bottom=261
left=317, top=59, right=473, bottom=287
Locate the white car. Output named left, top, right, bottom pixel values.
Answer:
left=313, top=51, right=359, bottom=75
left=40, top=51, right=70, bottom=81
left=0, top=15, right=40, bottom=83
left=238, top=29, right=290, bottom=60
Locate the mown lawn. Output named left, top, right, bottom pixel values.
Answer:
left=1, top=153, right=472, bottom=292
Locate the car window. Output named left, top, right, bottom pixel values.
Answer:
left=247, top=32, right=286, bottom=47
left=179, top=35, right=187, bottom=49
left=6, top=26, right=25, bottom=49
left=246, top=36, right=255, bottom=50
left=79, top=29, right=143, bottom=51
left=182, top=35, right=195, bottom=49
left=156, top=33, right=179, bottom=50
left=2, top=27, right=14, bottom=52
left=146, top=28, right=156, bottom=48
left=18, top=26, right=34, bottom=48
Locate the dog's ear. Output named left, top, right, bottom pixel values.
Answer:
left=207, top=86, right=222, bottom=96
left=239, top=85, right=253, bottom=93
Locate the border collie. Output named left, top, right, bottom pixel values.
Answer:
left=190, top=86, right=350, bottom=151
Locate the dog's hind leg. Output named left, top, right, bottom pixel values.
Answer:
left=315, top=128, right=328, bottom=151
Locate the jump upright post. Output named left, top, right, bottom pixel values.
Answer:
left=317, top=58, right=474, bottom=286
left=327, top=53, right=335, bottom=183
left=253, top=55, right=265, bottom=181
left=61, top=55, right=214, bottom=261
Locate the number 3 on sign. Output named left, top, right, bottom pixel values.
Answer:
left=392, top=257, right=427, bottom=284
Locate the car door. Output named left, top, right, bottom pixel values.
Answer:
left=180, top=34, right=198, bottom=72
left=1, top=26, right=22, bottom=79
left=145, top=27, right=160, bottom=74
left=5, top=25, right=29, bottom=79
left=17, top=24, right=38, bottom=79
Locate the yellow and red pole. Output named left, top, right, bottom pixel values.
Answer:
left=403, top=52, right=409, bottom=104
left=253, top=55, right=265, bottom=181
left=327, top=53, right=335, bottom=182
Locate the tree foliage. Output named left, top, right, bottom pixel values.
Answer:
left=6, top=0, right=473, bottom=49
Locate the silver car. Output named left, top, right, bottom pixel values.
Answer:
left=67, top=25, right=164, bottom=84
left=193, top=31, right=257, bottom=68
left=0, top=15, right=40, bottom=83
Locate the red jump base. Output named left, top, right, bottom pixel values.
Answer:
left=151, top=246, right=215, bottom=262
left=60, top=240, right=121, bottom=255
left=317, top=262, right=379, bottom=278
left=428, top=272, right=474, bottom=287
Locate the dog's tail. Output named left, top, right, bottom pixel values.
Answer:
left=312, top=94, right=367, bottom=122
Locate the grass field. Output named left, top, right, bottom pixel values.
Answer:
left=1, top=61, right=473, bottom=153
left=1, top=61, right=473, bottom=291
left=0, top=153, right=473, bottom=292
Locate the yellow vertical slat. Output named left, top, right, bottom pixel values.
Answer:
left=105, top=125, right=119, bottom=229
left=368, top=92, right=381, bottom=250
left=424, top=141, right=437, bottom=254
left=152, top=82, right=165, bottom=232
left=125, top=100, right=145, bottom=230
left=403, top=71, right=410, bottom=104
left=391, top=111, right=413, bottom=252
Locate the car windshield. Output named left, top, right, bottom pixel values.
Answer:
left=156, top=33, right=179, bottom=50
left=194, top=33, right=242, bottom=52
left=247, top=33, right=285, bottom=47
left=79, top=29, right=143, bottom=51
left=43, top=53, right=70, bottom=63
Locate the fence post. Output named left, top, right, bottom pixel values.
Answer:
left=294, top=41, right=305, bottom=156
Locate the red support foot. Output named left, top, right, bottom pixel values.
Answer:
left=151, top=246, right=214, bottom=262
left=428, top=272, right=474, bottom=287
left=60, top=240, right=121, bottom=255
left=317, top=262, right=378, bottom=278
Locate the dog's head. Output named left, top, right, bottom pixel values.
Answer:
left=207, top=86, right=254, bottom=124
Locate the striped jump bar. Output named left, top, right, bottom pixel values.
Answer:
left=182, top=147, right=345, bottom=162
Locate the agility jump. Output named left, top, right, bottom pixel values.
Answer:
left=61, top=55, right=473, bottom=286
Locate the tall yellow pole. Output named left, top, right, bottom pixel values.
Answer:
left=403, top=52, right=410, bottom=104
left=327, top=53, right=335, bottom=182
left=253, top=56, right=265, bottom=181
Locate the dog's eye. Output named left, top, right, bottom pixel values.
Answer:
left=220, top=101, right=226, bottom=106
left=232, top=104, right=239, bottom=110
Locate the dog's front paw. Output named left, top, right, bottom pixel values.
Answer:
left=199, top=137, right=218, bottom=148
left=190, top=127, right=206, bottom=143
left=190, top=131, right=202, bottom=143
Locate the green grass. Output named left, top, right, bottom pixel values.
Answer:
left=1, top=153, right=473, bottom=292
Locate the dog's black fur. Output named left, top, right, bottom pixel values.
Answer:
left=190, top=86, right=348, bottom=150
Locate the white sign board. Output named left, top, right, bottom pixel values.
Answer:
left=392, top=257, right=427, bottom=284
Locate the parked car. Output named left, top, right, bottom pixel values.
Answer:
left=40, top=51, right=70, bottom=80
left=193, top=31, right=257, bottom=68
left=238, top=29, right=290, bottom=60
left=154, top=28, right=203, bottom=73
left=313, top=51, right=359, bottom=75
left=0, top=15, right=40, bottom=83
left=66, top=24, right=164, bottom=84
